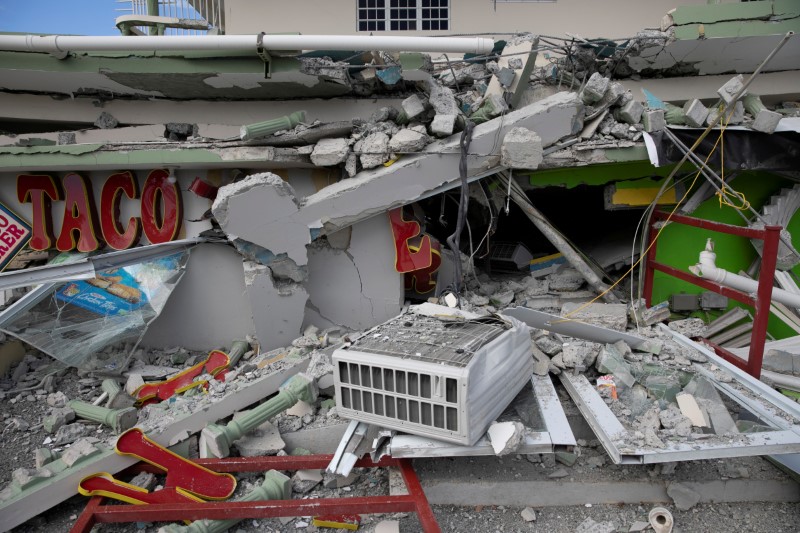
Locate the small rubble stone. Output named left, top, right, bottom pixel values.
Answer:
left=310, top=138, right=350, bottom=166
left=129, top=471, right=158, bottom=491
left=642, top=109, right=666, bottom=132
left=359, top=132, right=391, bottom=169
left=43, top=407, right=76, bottom=434
left=667, top=481, right=701, bottom=510
left=629, top=521, right=650, bottom=532
left=500, top=127, right=543, bottom=170
left=291, top=469, right=323, bottom=494
left=667, top=318, right=705, bottom=337
left=53, top=423, right=90, bottom=445
left=487, top=421, right=524, bottom=456
left=717, top=74, right=746, bottom=104
left=427, top=81, right=460, bottom=116
left=576, top=517, right=616, bottom=533
left=534, top=334, right=562, bottom=356
left=659, top=405, right=692, bottom=437
left=34, top=448, right=58, bottom=468
left=323, top=470, right=360, bottom=489
left=521, top=507, right=537, bottom=522
left=614, top=99, right=644, bottom=124
left=94, top=112, right=119, bottom=129
left=61, top=438, right=99, bottom=467
left=581, top=73, right=610, bottom=104
left=548, top=468, right=569, bottom=479
left=344, top=152, right=359, bottom=177
left=489, top=289, right=515, bottom=308
left=555, top=451, right=578, bottom=467
left=562, top=341, right=601, bottom=369
left=125, top=374, right=145, bottom=396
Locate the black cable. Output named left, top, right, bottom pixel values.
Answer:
left=446, top=119, right=475, bottom=308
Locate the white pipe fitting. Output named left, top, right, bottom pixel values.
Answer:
left=689, top=238, right=800, bottom=309
left=0, top=34, right=495, bottom=55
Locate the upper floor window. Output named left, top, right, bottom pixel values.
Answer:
left=357, top=0, right=449, bottom=32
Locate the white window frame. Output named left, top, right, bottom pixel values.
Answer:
left=356, top=0, right=450, bottom=32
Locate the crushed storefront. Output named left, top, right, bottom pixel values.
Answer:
left=1, top=1, right=800, bottom=531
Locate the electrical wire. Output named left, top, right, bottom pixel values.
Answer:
left=446, top=119, right=475, bottom=307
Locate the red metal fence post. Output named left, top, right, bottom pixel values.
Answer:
left=748, top=225, right=782, bottom=379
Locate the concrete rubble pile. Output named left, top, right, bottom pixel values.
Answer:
left=1, top=25, right=800, bottom=532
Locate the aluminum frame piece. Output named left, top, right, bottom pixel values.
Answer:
left=558, top=327, right=800, bottom=465
left=389, top=375, right=575, bottom=458
left=502, top=306, right=661, bottom=353
left=0, top=238, right=203, bottom=291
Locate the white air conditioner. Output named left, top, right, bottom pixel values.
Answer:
left=333, top=308, right=534, bottom=445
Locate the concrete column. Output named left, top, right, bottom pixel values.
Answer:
left=240, top=111, right=306, bottom=141
left=158, top=470, right=291, bottom=533
left=200, top=373, right=317, bottom=458
left=67, top=400, right=138, bottom=434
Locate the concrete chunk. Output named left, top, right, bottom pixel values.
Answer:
left=683, top=99, right=709, bottom=128
left=430, top=114, right=457, bottom=137
left=667, top=482, right=701, bottom=510
left=718, top=74, right=746, bottom=105
left=401, top=94, right=428, bottom=121
left=614, top=99, right=644, bottom=125
left=676, top=393, right=708, bottom=427
left=500, top=127, right=543, bottom=170
left=752, top=108, right=782, bottom=134
left=61, top=439, right=99, bottom=467
left=561, top=302, right=628, bottom=332
left=487, top=421, right=524, bottom=456
left=389, top=128, right=430, bottom=153
left=642, top=109, right=666, bottom=132
left=310, top=138, right=350, bottom=166
left=521, top=507, right=537, bottom=522
left=359, top=131, right=391, bottom=169
left=581, top=73, right=610, bottom=104
left=291, top=468, right=323, bottom=494
left=234, top=418, right=286, bottom=457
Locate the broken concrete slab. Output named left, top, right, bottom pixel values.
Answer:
left=666, top=481, right=701, bottom=510
left=561, top=302, right=629, bottom=332
left=233, top=418, right=286, bottom=457
left=310, top=138, right=350, bottom=166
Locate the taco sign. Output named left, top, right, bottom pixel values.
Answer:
left=0, top=201, right=32, bottom=271
left=17, top=169, right=183, bottom=253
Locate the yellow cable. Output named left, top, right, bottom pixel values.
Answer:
left=715, top=105, right=750, bottom=211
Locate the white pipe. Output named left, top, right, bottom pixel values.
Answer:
left=688, top=238, right=800, bottom=309
left=0, top=34, right=494, bottom=55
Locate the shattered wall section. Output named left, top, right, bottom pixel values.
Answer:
left=305, top=213, right=403, bottom=331
left=245, top=259, right=308, bottom=348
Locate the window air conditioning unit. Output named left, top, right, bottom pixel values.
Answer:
left=332, top=307, right=534, bottom=445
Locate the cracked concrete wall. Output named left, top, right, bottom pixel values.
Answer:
left=142, top=244, right=257, bottom=350
left=304, top=213, right=403, bottom=331
left=244, top=260, right=309, bottom=348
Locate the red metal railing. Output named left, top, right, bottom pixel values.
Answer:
left=71, top=454, right=440, bottom=533
left=642, top=209, right=782, bottom=379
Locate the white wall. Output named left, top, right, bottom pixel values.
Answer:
left=226, top=0, right=706, bottom=39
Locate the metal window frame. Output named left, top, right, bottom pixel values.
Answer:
left=389, top=374, right=576, bottom=457
left=355, top=0, right=450, bottom=32
left=559, top=326, right=800, bottom=465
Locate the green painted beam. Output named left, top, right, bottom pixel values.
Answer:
left=673, top=19, right=800, bottom=40
left=525, top=156, right=694, bottom=189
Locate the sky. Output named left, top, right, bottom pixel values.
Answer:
left=0, top=0, right=124, bottom=36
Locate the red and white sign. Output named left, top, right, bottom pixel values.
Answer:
left=0, top=201, right=32, bottom=271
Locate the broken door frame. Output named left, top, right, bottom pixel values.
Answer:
left=389, top=374, right=576, bottom=458
left=642, top=209, right=782, bottom=378
left=559, top=326, right=800, bottom=465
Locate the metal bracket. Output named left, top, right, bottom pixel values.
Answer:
left=256, top=32, right=272, bottom=79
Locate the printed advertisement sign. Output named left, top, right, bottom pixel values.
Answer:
left=0, top=201, right=32, bottom=271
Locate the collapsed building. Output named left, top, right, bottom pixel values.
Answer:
left=0, top=0, right=799, bottom=531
